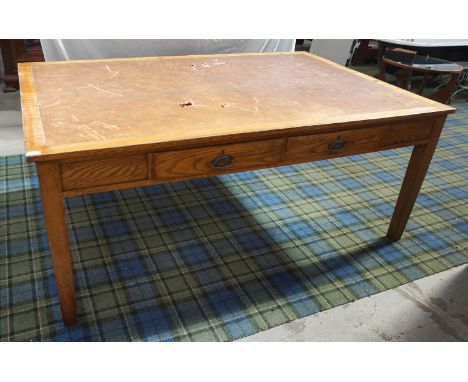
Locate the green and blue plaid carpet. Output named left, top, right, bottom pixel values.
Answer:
left=1, top=104, right=467, bottom=341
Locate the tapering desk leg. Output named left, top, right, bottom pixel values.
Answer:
left=36, top=161, right=77, bottom=325
left=387, top=116, right=447, bottom=241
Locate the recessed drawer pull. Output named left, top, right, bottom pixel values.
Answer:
left=211, top=154, right=234, bottom=168
left=328, top=139, right=346, bottom=151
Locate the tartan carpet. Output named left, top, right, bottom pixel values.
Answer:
left=1, top=105, right=467, bottom=341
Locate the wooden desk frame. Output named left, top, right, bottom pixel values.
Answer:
left=18, top=52, right=454, bottom=325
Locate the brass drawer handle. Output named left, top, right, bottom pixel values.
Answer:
left=328, top=139, right=346, bottom=151
left=211, top=154, right=234, bottom=168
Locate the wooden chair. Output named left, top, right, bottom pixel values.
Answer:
left=378, top=56, right=463, bottom=104
left=448, top=62, right=468, bottom=102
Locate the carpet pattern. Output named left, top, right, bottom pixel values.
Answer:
left=1, top=104, right=467, bottom=341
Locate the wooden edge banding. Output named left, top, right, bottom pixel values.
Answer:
left=26, top=113, right=447, bottom=162
left=18, top=63, right=47, bottom=158
left=25, top=51, right=300, bottom=67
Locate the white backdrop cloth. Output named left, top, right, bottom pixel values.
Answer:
left=40, top=39, right=295, bottom=61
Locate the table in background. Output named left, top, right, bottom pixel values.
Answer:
left=377, top=39, right=468, bottom=64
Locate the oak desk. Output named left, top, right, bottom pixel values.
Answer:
left=19, top=52, right=454, bottom=325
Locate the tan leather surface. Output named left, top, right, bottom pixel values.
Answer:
left=28, top=53, right=448, bottom=149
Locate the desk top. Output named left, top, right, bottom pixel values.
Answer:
left=19, top=52, right=454, bottom=161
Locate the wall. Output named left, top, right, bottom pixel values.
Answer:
left=309, top=39, right=355, bottom=65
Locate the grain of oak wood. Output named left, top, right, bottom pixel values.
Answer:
left=387, top=116, right=447, bottom=241
left=285, top=120, right=433, bottom=161
left=61, top=154, right=148, bottom=190
left=36, top=161, right=77, bottom=325
left=154, top=138, right=284, bottom=182
left=18, top=52, right=454, bottom=325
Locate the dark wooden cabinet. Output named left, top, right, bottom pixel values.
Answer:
left=0, top=39, right=44, bottom=92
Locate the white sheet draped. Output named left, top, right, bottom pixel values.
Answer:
left=40, top=39, right=296, bottom=61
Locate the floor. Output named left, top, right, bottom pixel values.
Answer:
left=1, top=80, right=467, bottom=341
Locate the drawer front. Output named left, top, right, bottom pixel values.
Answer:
left=286, top=121, right=432, bottom=162
left=154, top=139, right=284, bottom=181
left=61, top=154, right=148, bottom=191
